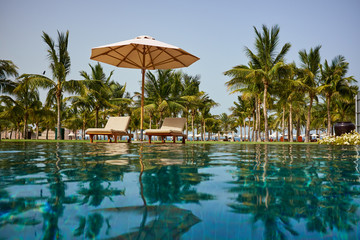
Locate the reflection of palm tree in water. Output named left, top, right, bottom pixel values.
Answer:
left=230, top=145, right=299, bottom=239
left=77, top=164, right=125, bottom=206
left=229, top=144, right=360, bottom=239
left=41, top=143, right=65, bottom=239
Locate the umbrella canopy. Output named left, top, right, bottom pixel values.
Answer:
left=90, top=35, right=199, bottom=139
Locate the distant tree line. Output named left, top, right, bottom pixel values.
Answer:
left=1, top=26, right=357, bottom=142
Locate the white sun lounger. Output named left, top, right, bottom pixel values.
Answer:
left=145, top=118, right=187, bottom=144
left=85, top=116, right=133, bottom=143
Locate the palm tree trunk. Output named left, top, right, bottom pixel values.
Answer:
left=203, top=120, right=206, bottom=141
left=287, top=119, right=290, bottom=140
left=296, top=116, right=300, bottom=141
left=36, top=123, right=39, bottom=140
left=56, top=95, right=62, bottom=140
left=23, top=115, right=28, bottom=139
left=241, top=118, right=245, bottom=142
left=263, top=82, right=269, bottom=141
left=326, top=94, right=331, bottom=137
left=282, top=105, right=285, bottom=140
left=95, top=108, right=99, bottom=140
left=200, top=120, right=203, bottom=141
left=185, top=108, right=189, bottom=136
left=95, top=108, right=99, bottom=128
left=191, top=111, right=195, bottom=142
left=46, top=128, right=49, bottom=140
left=17, top=123, right=20, bottom=139
left=289, top=102, right=293, bottom=142
left=82, top=120, right=86, bottom=140
left=256, top=96, right=261, bottom=142
left=249, top=116, right=253, bottom=142
left=305, top=95, right=313, bottom=143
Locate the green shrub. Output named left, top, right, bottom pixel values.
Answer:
left=318, top=131, right=360, bottom=145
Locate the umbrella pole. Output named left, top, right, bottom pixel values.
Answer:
left=140, top=69, right=145, bottom=141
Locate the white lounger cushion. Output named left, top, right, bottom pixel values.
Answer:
left=145, top=118, right=186, bottom=134
left=86, top=116, right=130, bottom=134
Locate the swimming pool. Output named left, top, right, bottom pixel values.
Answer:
left=0, top=142, right=359, bottom=239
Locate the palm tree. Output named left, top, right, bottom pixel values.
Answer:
left=144, top=70, right=184, bottom=125
left=20, top=31, right=81, bottom=139
left=231, top=25, right=291, bottom=141
left=180, top=73, right=200, bottom=136
left=66, top=93, right=94, bottom=140
left=219, top=113, right=235, bottom=140
left=224, top=63, right=262, bottom=141
left=80, top=62, right=114, bottom=128
left=298, top=46, right=321, bottom=142
left=199, top=95, right=218, bottom=140
left=41, top=106, right=57, bottom=140
left=319, top=55, right=357, bottom=136
left=181, top=91, right=210, bottom=141
left=332, top=94, right=357, bottom=123
left=0, top=60, right=18, bottom=93
left=108, top=82, right=133, bottom=117
left=274, top=63, right=300, bottom=142
left=29, top=101, right=45, bottom=139
left=230, top=96, right=248, bottom=141
left=0, top=96, right=23, bottom=139
left=3, top=76, right=42, bottom=139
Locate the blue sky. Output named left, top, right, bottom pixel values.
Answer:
left=1, top=0, right=360, bottom=115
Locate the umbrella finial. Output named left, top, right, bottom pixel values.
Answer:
left=136, top=35, right=155, bottom=40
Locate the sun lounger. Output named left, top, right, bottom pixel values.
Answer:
left=145, top=118, right=187, bottom=144
left=85, top=116, right=133, bottom=143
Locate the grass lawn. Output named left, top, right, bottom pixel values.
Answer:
left=0, top=139, right=317, bottom=144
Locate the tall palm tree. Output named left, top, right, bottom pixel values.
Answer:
left=242, top=25, right=291, bottom=141
left=319, top=55, right=357, bottom=136
left=20, top=31, right=80, bottom=139
left=225, top=63, right=262, bottom=141
left=298, top=46, right=321, bottom=142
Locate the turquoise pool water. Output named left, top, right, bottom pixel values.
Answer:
left=0, top=142, right=360, bottom=239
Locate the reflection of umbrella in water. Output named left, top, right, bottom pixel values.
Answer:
left=91, top=35, right=199, bottom=140
left=95, top=145, right=200, bottom=239
left=94, top=205, right=200, bottom=239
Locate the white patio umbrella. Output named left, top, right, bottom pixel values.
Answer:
left=90, top=35, right=199, bottom=139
